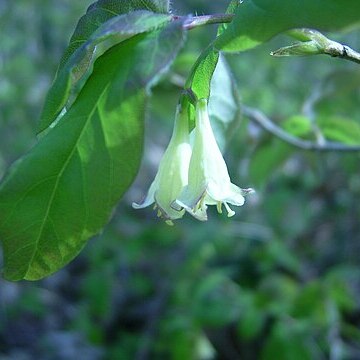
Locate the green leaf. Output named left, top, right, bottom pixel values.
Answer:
left=63, top=0, right=170, bottom=65
left=237, top=292, right=265, bottom=340
left=238, top=305, right=265, bottom=340
left=216, top=0, right=360, bottom=53
left=217, top=0, right=241, bottom=36
left=317, top=116, right=360, bottom=145
left=208, top=54, right=241, bottom=151
left=0, top=20, right=186, bottom=281
left=182, top=0, right=241, bottom=131
left=324, top=265, right=359, bottom=311
left=261, top=321, right=318, bottom=360
left=192, top=273, right=242, bottom=327
left=249, top=113, right=313, bottom=188
left=249, top=140, right=292, bottom=187
left=185, top=45, right=219, bottom=101
left=39, top=10, right=171, bottom=133
left=282, top=115, right=312, bottom=138
left=321, top=70, right=360, bottom=98
left=150, top=0, right=171, bottom=13
left=257, top=274, right=298, bottom=316
left=270, top=40, right=323, bottom=57
left=290, top=281, right=328, bottom=326
left=183, top=0, right=245, bottom=131
left=183, top=45, right=219, bottom=129
left=60, top=0, right=171, bottom=71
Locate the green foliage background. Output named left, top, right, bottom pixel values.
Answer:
left=1, top=0, right=360, bottom=359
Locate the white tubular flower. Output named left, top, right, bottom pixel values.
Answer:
left=175, top=98, right=254, bottom=220
left=132, top=105, right=192, bottom=225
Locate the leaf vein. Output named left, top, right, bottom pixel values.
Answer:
left=0, top=175, right=57, bottom=229
left=24, top=84, right=111, bottom=278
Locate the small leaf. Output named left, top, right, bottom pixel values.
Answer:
left=317, top=116, right=360, bottom=145
left=183, top=46, right=219, bottom=129
left=272, top=29, right=357, bottom=59
left=282, top=115, right=312, bottom=138
left=271, top=41, right=322, bottom=57
left=182, top=0, right=244, bottom=130
left=216, top=0, right=360, bottom=53
left=185, top=45, right=219, bottom=101
left=0, top=20, right=186, bottom=281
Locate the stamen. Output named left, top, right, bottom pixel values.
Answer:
left=193, top=190, right=207, bottom=213
left=165, top=220, right=174, bottom=226
left=224, top=202, right=235, bottom=217
left=195, top=201, right=201, bottom=212
left=157, top=209, right=162, bottom=218
left=153, top=204, right=157, bottom=210
left=217, top=202, right=222, bottom=214
left=200, top=196, right=206, bottom=211
left=171, top=201, right=182, bottom=211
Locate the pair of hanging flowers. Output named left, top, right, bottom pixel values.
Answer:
left=133, top=98, right=254, bottom=224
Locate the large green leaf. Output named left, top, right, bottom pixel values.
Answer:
left=216, top=0, right=360, bottom=53
left=39, top=10, right=171, bottom=133
left=0, top=20, right=186, bottom=281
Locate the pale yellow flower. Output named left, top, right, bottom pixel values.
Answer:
left=132, top=105, right=192, bottom=224
left=175, top=98, right=254, bottom=220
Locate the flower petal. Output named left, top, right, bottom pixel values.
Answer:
left=225, top=183, right=246, bottom=206
left=188, top=207, right=208, bottom=221
left=176, top=185, right=206, bottom=211
left=132, top=175, right=159, bottom=209
left=175, top=198, right=208, bottom=221
left=154, top=191, right=184, bottom=220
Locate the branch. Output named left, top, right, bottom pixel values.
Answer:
left=174, top=14, right=234, bottom=31
left=301, top=84, right=327, bottom=146
left=339, top=45, right=360, bottom=65
left=242, top=106, right=360, bottom=152
left=181, top=18, right=360, bottom=65
left=272, top=29, right=360, bottom=65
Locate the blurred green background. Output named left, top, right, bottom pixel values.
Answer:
left=1, top=1, right=360, bottom=359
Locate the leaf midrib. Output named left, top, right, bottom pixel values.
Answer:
left=23, top=83, right=112, bottom=279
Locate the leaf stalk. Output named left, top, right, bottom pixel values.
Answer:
left=173, top=14, right=234, bottom=30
